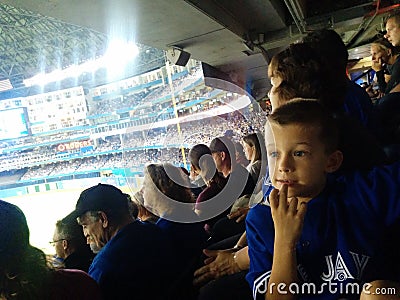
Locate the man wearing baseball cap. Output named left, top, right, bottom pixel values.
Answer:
left=72, top=183, right=176, bottom=299
left=209, top=136, right=255, bottom=197
left=207, top=137, right=255, bottom=241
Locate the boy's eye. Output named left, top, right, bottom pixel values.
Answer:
left=293, top=150, right=306, bottom=157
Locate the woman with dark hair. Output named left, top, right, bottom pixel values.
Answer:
left=143, top=163, right=197, bottom=218
left=242, top=133, right=265, bottom=186
left=0, top=200, right=101, bottom=300
left=142, top=163, right=208, bottom=299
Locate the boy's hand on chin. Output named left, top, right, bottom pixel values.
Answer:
left=270, top=184, right=307, bottom=249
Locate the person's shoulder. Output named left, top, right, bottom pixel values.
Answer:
left=332, top=162, right=400, bottom=200
left=246, top=203, right=275, bottom=255
left=102, top=221, right=163, bottom=252
left=253, top=160, right=262, bottom=168
left=344, top=161, right=400, bottom=182
left=204, top=181, right=224, bottom=195
left=155, top=217, right=181, bottom=231
left=393, top=55, right=400, bottom=66
left=52, top=268, right=92, bottom=280
left=124, top=219, right=161, bottom=233
left=248, top=160, right=260, bottom=171
left=366, top=162, right=400, bottom=183
left=377, top=92, right=400, bottom=111
left=50, top=269, right=102, bottom=300
left=345, top=81, right=372, bottom=103
left=231, top=163, right=246, bottom=174
left=64, top=250, right=94, bottom=272
left=236, top=163, right=256, bottom=185
left=246, top=202, right=272, bottom=229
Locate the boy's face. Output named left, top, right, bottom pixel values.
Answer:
left=265, top=121, right=340, bottom=203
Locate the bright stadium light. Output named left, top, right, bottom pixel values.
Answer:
left=104, top=39, right=139, bottom=78
left=23, top=39, right=140, bottom=87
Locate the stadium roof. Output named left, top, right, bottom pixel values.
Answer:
left=0, top=4, right=106, bottom=92
left=0, top=0, right=398, bottom=100
left=0, top=2, right=164, bottom=99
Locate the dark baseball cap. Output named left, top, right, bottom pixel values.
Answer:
left=72, top=183, right=129, bottom=218
left=209, top=136, right=234, bottom=155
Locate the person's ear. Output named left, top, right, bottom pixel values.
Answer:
left=220, top=151, right=227, bottom=161
left=99, top=211, right=109, bottom=228
left=62, top=239, right=68, bottom=250
left=325, top=150, right=343, bottom=173
left=270, top=75, right=283, bottom=88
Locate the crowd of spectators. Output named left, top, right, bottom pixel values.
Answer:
left=142, top=66, right=203, bottom=103
left=88, top=91, right=150, bottom=116
left=3, top=109, right=267, bottom=180
left=87, top=66, right=203, bottom=117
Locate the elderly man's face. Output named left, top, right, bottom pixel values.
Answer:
left=78, top=211, right=107, bottom=252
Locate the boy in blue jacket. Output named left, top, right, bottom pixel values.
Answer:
left=246, top=99, right=400, bottom=299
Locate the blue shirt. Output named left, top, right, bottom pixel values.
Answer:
left=156, top=216, right=208, bottom=270
left=343, top=80, right=375, bottom=131
left=89, top=221, right=176, bottom=300
left=247, top=162, right=400, bottom=300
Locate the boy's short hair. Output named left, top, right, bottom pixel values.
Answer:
left=267, top=99, right=339, bottom=153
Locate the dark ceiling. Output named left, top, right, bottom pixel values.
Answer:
left=0, top=0, right=398, bottom=100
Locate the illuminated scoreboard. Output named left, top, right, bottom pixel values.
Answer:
left=0, top=107, right=29, bottom=140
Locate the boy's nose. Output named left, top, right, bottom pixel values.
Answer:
left=278, top=156, right=293, bottom=172
left=279, top=166, right=291, bottom=172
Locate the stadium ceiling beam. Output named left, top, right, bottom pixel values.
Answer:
left=183, top=0, right=248, bottom=40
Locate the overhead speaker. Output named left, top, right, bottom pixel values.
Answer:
left=166, top=47, right=190, bottom=66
